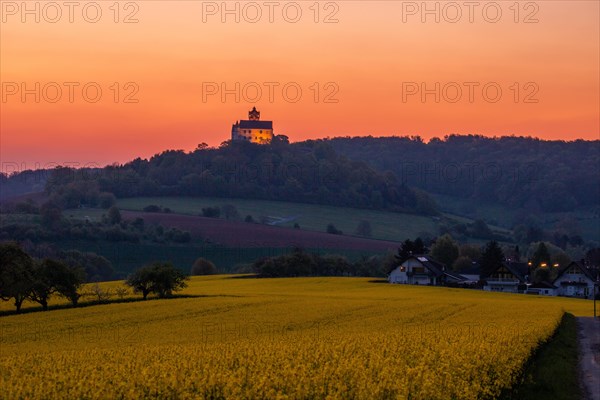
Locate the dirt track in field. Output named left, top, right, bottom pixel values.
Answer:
left=122, top=211, right=400, bottom=251
left=578, top=317, right=600, bottom=400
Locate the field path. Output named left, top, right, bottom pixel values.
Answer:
left=578, top=317, right=600, bottom=400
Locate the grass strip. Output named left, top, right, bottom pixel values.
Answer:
left=503, top=312, right=581, bottom=400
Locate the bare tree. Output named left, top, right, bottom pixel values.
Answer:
left=115, top=287, right=129, bottom=300
left=89, top=283, right=112, bottom=301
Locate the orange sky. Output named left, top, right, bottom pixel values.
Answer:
left=1, top=1, right=599, bottom=168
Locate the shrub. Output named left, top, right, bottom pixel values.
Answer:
left=355, top=220, right=372, bottom=237
left=107, top=206, right=121, bottom=225
left=222, top=204, right=240, bottom=220
left=14, top=201, right=39, bottom=214
left=191, top=258, right=218, bottom=275
left=98, top=192, right=117, bottom=209
left=202, top=207, right=221, bottom=218
left=167, top=228, right=191, bottom=243
left=131, top=217, right=145, bottom=231
left=326, top=223, right=343, bottom=235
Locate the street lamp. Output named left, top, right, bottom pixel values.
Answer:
left=594, top=280, right=598, bottom=319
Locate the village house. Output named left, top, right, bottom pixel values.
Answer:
left=388, top=254, right=599, bottom=299
left=457, top=263, right=481, bottom=285
left=552, top=261, right=599, bottom=299
left=388, top=255, right=466, bottom=286
left=482, top=262, right=529, bottom=293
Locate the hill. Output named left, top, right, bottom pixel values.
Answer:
left=2, top=135, right=598, bottom=249
left=114, top=195, right=514, bottom=240
left=1, top=194, right=515, bottom=279
left=0, top=170, right=48, bottom=201
left=326, top=135, right=600, bottom=214
left=42, top=140, right=438, bottom=215
left=115, top=196, right=442, bottom=241
left=3, top=136, right=597, bottom=219
left=118, top=210, right=400, bottom=250
left=6, top=196, right=429, bottom=278
left=430, top=193, right=600, bottom=243
left=1, top=208, right=397, bottom=278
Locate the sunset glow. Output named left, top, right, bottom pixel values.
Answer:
left=1, top=1, right=599, bottom=167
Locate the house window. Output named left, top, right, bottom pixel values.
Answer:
left=413, top=267, right=425, bottom=274
left=567, top=265, right=579, bottom=274
left=400, top=266, right=406, bottom=272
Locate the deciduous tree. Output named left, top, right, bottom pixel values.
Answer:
left=0, top=242, right=34, bottom=313
left=355, top=220, right=372, bottom=237
left=29, top=259, right=58, bottom=311
left=50, top=260, right=86, bottom=306
left=126, top=262, right=188, bottom=299
left=394, top=238, right=428, bottom=266
left=191, top=258, right=218, bottom=275
left=430, top=234, right=460, bottom=268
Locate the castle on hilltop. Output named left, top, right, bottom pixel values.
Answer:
left=231, top=107, right=274, bottom=144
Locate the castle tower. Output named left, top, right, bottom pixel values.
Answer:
left=248, top=107, right=260, bottom=121
left=231, top=107, right=274, bottom=144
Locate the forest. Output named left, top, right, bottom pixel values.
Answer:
left=2, top=135, right=598, bottom=219
left=32, top=140, right=439, bottom=215
left=326, top=135, right=599, bottom=213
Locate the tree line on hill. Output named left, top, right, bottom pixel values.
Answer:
left=2, top=136, right=597, bottom=246
left=2, top=135, right=597, bottom=218
left=32, top=140, right=438, bottom=215
left=0, top=203, right=192, bottom=248
left=252, top=249, right=386, bottom=278
left=0, top=169, right=47, bottom=200
left=4, top=240, right=115, bottom=283
left=326, top=135, right=599, bottom=213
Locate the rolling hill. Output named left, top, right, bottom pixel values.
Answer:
left=113, top=196, right=511, bottom=243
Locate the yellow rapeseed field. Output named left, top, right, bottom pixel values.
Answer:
left=0, top=276, right=594, bottom=399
